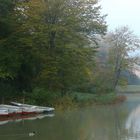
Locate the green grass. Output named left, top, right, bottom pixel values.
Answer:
left=71, top=92, right=96, bottom=101
left=12, top=88, right=120, bottom=110
left=117, top=85, right=140, bottom=93
left=70, top=92, right=117, bottom=104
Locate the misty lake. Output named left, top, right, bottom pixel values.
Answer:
left=0, top=94, right=140, bottom=140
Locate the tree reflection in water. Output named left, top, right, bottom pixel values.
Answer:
left=126, top=104, right=140, bottom=138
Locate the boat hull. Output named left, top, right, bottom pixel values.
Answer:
left=0, top=103, right=55, bottom=116
left=0, top=109, right=9, bottom=117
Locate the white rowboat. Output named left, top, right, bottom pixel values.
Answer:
left=11, top=102, right=55, bottom=113
left=0, top=109, right=9, bottom=116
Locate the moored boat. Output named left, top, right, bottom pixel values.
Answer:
left=0, top=105, right=22, bottom=115
left=0, top=102, right=55, bottom=116
left=0, top=109, right=9, bottom=116
left=11, top=102, right=55, bottom=113
left=21, top=107, right=37, bottom=115
left=0, top=105, right=36, bottom=115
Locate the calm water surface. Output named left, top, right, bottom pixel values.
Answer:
left=0, top=94, right=140, bottom=140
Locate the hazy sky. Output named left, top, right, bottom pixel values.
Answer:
left=100, top=0, right=140, bottom=37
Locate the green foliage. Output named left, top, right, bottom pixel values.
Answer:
left=0, top=0, right=19, bottom=78
left=32, top=0, right=107, bottom=94
left=0, top=0, right=113, bottom=105
left=0, top=0, right=16, bottom=38
left=26, top=88, right=60, bottom=105
left=53, top=95, right=77, bottom=110
left=0, top=0, right=43, bottom=94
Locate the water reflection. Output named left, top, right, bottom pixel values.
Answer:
left=1, top=96, right=140, bottom=140
left=0, top=113, right=54, bottom=125
left=125, top=105, right=140, bottom=139
left=0, top=106, right=125, bottom=140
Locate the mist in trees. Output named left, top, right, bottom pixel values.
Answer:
left=95, top=26, right=140, bottom=92
left=0, top=0, right=140, bottom=104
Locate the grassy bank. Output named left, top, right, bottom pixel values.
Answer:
left=51, top=93, right=126, bottom=110
left=117, top=85, right=140, bottom=93
left=22, top=88, right=126, bottom=110
left=2, top=88, right=126, bottom=110
left=71, top=92, right=126, bottom=106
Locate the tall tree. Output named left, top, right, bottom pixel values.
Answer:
left=0, top=0, right=107, bottom=99
left=34, top=0, right=107, bottom=94
left=106, top=26, right=140, bottom=89
left=0, top=0, right=41, bottom=97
